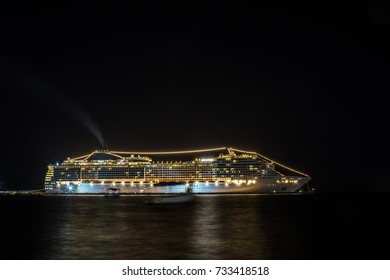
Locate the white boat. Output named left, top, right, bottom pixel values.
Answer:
left=145, top=189, right=194, bottom=204
left=105, top=187, right=120, bottom=197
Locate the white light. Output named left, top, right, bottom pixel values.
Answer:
left=101, top=181, right=104, bottom=185
left=121, top=181, right=125, bottom=185
left=200, top=158, right=214, bottom=162
left=205, top=181, right=209, bottom=186
left=69, top=186, right=73, bottom=190
left=225, top=182, right=228, bottom=186
left=215, top=181, right=219, bottom=186
left=185, top=182, right=190, bottom=187
left=90, top=182, right=93, bottom=186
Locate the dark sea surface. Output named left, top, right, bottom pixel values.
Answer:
left=1, top=193, right=389, bottom=260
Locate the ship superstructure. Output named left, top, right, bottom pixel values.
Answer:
left=45, top=147, right=310, bottom=194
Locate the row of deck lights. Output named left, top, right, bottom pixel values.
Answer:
left=57, top=179, right=256, bottom=188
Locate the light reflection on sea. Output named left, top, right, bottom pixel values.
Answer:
left=1, top=193, right=390, bottom=259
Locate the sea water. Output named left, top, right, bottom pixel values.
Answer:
left=0, top=193, right=389, bottom=259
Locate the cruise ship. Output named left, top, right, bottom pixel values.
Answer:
left=44, top=147, right=311, bottom=194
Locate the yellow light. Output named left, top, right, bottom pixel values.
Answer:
left=121, top=181, right=125, bottom=185
left=111, top=147, right=226, bottom=155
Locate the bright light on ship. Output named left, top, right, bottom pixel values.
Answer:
left=90, top=182, right=93, bottom=186
left=121, top=181, right=125, bottom=185
left=200, top=158, right=214, bottom=162
left=205, top=181, right=209, bottom=186
left=185, top=182, right=190, bottom=187
left=215, top=181, right=219, bottom=186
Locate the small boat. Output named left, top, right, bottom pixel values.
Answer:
left=145, top=188, right=193, bottom=204
left=105, top=187, right=120, bottom=197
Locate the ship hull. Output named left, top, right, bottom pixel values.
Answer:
left=47, top=176, right=310, bottom=194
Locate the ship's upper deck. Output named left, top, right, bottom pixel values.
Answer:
left=61, top=148, right=261, bottom=165
left=52, top=147, right=309, bottom=178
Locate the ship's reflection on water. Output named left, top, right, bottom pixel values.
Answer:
left=3, top=193, right=390, bottom=259
left=190, top=195, right=265, bottom=259
left=190, top=195, right=224, bottom=258
left=35, top=195, right=309, bottom=259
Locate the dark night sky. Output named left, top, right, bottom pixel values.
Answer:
left=0, top=1, right=389, bottom=191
